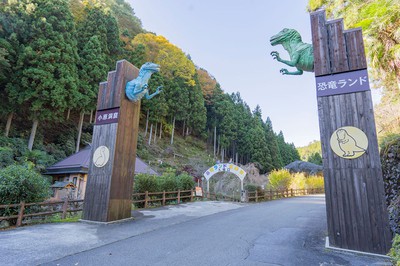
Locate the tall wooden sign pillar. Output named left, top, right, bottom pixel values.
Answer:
left=83, top=60, right=139, bottom=222
left=310, top=11, right=392, bottom=254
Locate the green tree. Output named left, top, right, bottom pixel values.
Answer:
left=0, top=164, right=50, bottom=204
left=264, top=117, right=283, bottom=169
left=5, top=0, right=81, bottom=150
left=186, top=73, right=207, bottom=137
left=307, top=152, right=323, bottom=165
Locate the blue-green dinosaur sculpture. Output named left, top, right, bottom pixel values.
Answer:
left=270, top=28, right=314, bottom=75
left=125, top=62, right=163, bottom=102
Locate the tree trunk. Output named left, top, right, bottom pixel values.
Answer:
left=182, top=119, right=186, bottom=137
left=148, top=123, right=153, bottom=145
left=221, top=148, right=225, bottom=163
left=153, top=123, right=158, bottom=144
left=76, top=112, right=84, bottom=153
left=171, top=116, right=176, bottom=145
left=66, top=108, right=71, bottom=120
left=235, top=152, right=238, bottom=165
left=214, top=126, right=216, bottom=158
left=159, top=122, right=162, bottom=139
left=186, top=126, right=189, bottom=136
left=89, top=110, right=93, bottom=124
left=28, top=119, right=39, bottom=151
left=4, top=112, right=13, bottom=137
left=217, top=135, right=220, bottom=155
left=144, top=109, right=149, bottom=137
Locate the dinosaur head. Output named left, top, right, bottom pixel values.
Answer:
left=140, top=62, right=160, bottom=74
left=270, top=28, right=302, bottom=46
left=336, top=129, right=348, bottom=141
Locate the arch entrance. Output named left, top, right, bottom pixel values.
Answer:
left=203, top=163, right=247, bottom=200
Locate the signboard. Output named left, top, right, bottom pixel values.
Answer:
left=203, top=163, right=246, bottom=181
left=330, top=126, right=368, bottom=159
left=316, top=69, right=370, bottom=97
left=95, top=107, right=120, bottom=125
left=195, top=186, right=203, bottom=197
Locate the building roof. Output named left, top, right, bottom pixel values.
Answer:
left=45, top=145, right=159, bottom=176
left=50, top=181, right=76, bottom=189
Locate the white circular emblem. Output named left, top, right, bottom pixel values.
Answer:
left=93, top=146, right=110, bottom=167
left=330, top=126, right=368, bottom=159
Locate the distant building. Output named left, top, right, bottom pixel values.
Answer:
left=44, top=146, right=158, bottom=200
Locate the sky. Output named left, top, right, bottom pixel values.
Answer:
left=127, top=0, right=376, bottom=147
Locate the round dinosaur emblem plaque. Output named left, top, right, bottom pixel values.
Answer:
left=330, top=126, right=368, bottom=159
left=93, top=146, right=110, bottom=167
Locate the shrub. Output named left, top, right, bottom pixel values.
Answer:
left=159, top=168, right=179, bottom=192
left=177, top=172, right=195, bottom=190
left=245, top=184, right=259, bottom=192
left=20, top=149, right=56, bottom=172
left=267, top=169, right=292, bottom=190
left=290, top=173, right=306, bottom=190
left=305, top=176, right=324, bottom=189
left=134, top=173, right=159, bottom=193
left=389, top=234, right=400, bottom=266
left=0, top=147, right=14, bottom=168
left=0, top=164, right=50, bottom=204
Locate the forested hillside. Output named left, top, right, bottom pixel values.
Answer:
left=0, top=0, right=299, bottom=174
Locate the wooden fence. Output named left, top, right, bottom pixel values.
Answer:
left=247, top=188, right=324, bottom=202
left=0, top=188, right=324, bottom=227
left=0, top=199, right=84, bottom=227
left=132, top=189, right=196, bottom=208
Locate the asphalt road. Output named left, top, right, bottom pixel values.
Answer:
left=1, top=195, right=392, bottom=265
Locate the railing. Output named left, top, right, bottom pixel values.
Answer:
left=0, top=199, right=84, bottom=227
left=247, top=188, right=324, bottom=202
left=132, top=189, right=196, bottom=208
left=0, top=188, right=324, bottom=226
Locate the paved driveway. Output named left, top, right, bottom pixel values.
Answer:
left=0, top=195, right=392, bottom=265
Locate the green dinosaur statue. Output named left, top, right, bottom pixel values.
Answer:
left=270, top=28, right=314, bottom=75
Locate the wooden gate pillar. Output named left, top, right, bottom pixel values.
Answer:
left=310, top=10, right=392, bottom=254
left=83, top=60, right=139, bottom=222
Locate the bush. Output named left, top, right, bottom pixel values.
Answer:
left=159, top=168, right=179, bottom=192
left=0, top=147, right=14, bottom=168
left=267, top=169, right=292, bottom=190
left=305, top=176, right=325, bottom=189
left=20, top=149, right=56, bottom=172
left=245, top=184, right=259, bottom=192
left=177, top=172, right=195, bottom=190
left=290, top=173, right=306, bottom=190
left=0, top=164, right=50, bottom=204
left=389, top=234, right=400, bottom=266
left=134, top=173, right=159, bottom=193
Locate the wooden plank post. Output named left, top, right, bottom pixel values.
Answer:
left=61, top=198, right=68, bottom=219
left=16, top=201, right=25, bottom=227
left=177, top=190, right=181, bottom=204
left=162, top=191, right=166, bottom=206
left=310, top=10, right=392, bottom=254
left=83, top=60, right=139, bottom=222
left=144, top=191, right=148, bottom=209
